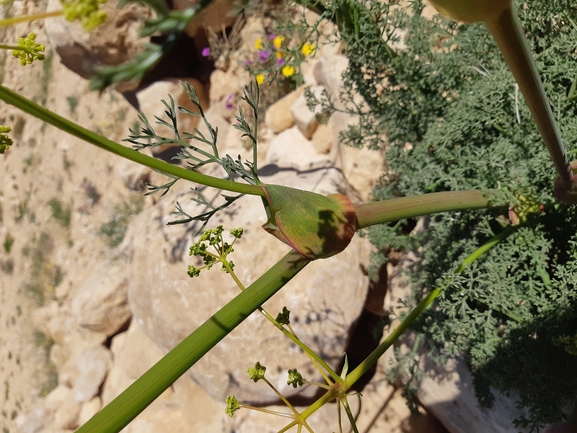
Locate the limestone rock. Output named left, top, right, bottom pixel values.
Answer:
left=79, top=397, right=102, bottom=426
left=18, top=406, right=49, bottom=433
left=124, top=167, right=371, bottom=404
left=101, top=320, right=169, bottom=406
left=70, top=260, right=131, bottom=336
left=290, top=85, right=324, bottom=139
left=73, top=345, right=112, bottom=402
left=313, top=54, right=350, bottom=109
left=54, top=398, right=81, bottom=430
left=45, top=385, right=73, bottom=412
left=311, top=123, right=333, bottom=155
left=265, top=126, right=330, bottom=170
left=330, top=112, right=384, bottom=201
left=265, top=87, right=305, bottom=134
left=45, top=0, right=150, bottom=80
left=210, top=69, right=243, bottom=103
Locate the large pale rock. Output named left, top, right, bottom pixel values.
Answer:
left=313, top=54, right=350, bottom=109
left=79, top=397, right=102, bottom=426
left=265, top=87, right=305, bottom=133
left=73, top=345, right=112, bottom=402
left=45, top=385, right=73, bottom=412
left=18, top=406, right=49, bottom=433
left=45, top=0, right=150, bottom=80
left=290, top=86, right=324, bottom=139
left=265, top=126, right=330, bottom=170
left=330, top=112, right=385, bottom=201
left=54, top=398, right=81, bottom=430
left=124, top=167, right=371, bottom=403
left=70, top=260, right=131, bottom=336
left=101, top=320, right=170, bottom=406
left=311, top=122, right=333, bottom=155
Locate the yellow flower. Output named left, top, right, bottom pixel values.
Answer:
left=281, top=65, right=295, bottom=77
left=275, top=51, right=285, bottom=59
left=273, top=36, right=285, bottom=50
left=301, top=42, right=315, bottom=56
left=255, top=38, right=263, bottom=49
left=256, top=73, right=265, bottom=85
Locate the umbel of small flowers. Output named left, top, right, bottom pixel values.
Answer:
left=0, top=125, right=13, bottom=154
left=187, top=226, right=243, bottom=278
left=0, top=33, right=46, bottom=66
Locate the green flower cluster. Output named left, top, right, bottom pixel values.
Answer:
left=247, top=361, right=266, bottom=382
left=62, top=0, right=108, bottom=31
left=187, top=226, right=243, bottom=278
left=11, top=33, right=45, bottom=66
left=0, top=125, right=12, bottom=154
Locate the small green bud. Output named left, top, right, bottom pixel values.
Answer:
left=0, top=125, right=13, bottom=154
left=187, top=265, right=201, bottom=278
left=202, top=254, right=216, bottom=268
left=276, top=307, right=291, bottom=325
left=12, top=33, right=45, bottom=66
left=189, top=242, right=207, bottom=256
left=225, top=395, right=241, bottom=417
left=230, top=228, right=244, bottom=239
left=248, top=362, right=266, bottom=382
left=287, top=369, right=304, bottom=388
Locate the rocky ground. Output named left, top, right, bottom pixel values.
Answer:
left=0, top=1, right=526, bottom=432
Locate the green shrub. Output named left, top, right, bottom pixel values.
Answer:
left=47, top=198, right=71, bottom=228
left=99, top=195, right=144, bottom=248
left=303, top=0, right=577, bottom=429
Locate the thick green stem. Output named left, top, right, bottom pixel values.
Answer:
left=486, top=6, right=572, bottom=183
left=76, top=249, right=310, bottom=433
left=0, top=85, right=265, bottom=197
left=354, top=190, right=507, bottom=229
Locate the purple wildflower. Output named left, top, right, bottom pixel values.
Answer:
left=258, top=50, right=271, bottom=62
left=244, top=59, right=253, bottom=66
left=276, top=57, right=285, bottom=67
left=268, top=34, right=276, bottom=40
left=225, top=93, right=234, bottom=110
left=201, top=47, right=210, bottom=57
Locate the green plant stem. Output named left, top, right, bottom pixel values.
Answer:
left=485, top=6, right=572, bottom=183
left=344, top=227, right=514, bottom=387
left=0, top=44, right=23, bottom=50
left=340, top=397, right=359, bottom=433
left=223, top=260, right=341, bottom=384
left=354, top=190, right=507, bottom=229
left=262, top=377, right=301, bottom=417
left=0, top=10, right=62, bottom=26
left=295, top=227, right=514, bottom=424
left=76, top=249, right=310, bottom=433
left=0, top=85, right=266, bottom=197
